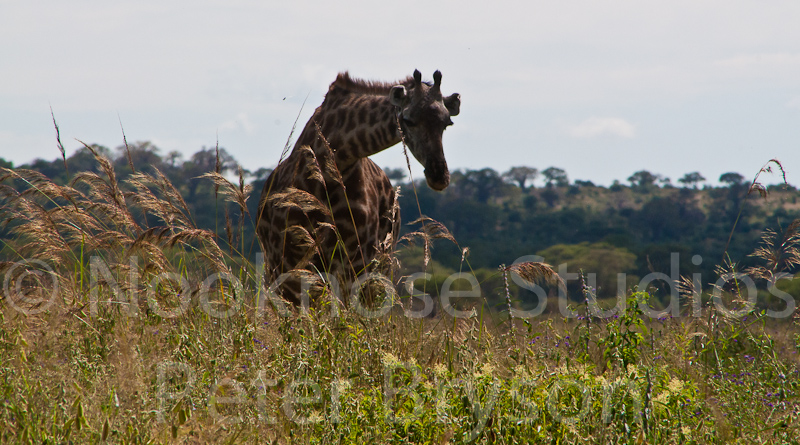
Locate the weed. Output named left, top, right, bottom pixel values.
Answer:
left=1, top=136, right=799, bottom=443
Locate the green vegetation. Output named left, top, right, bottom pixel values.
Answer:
left=0, top=143, right=799, bottom=443
left=5, top=143, right=799, bottom=305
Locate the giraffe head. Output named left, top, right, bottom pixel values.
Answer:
left=390, top=70, right=460, bottom=191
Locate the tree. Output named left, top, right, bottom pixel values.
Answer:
left=541, top=167, right=568, bottom=187
left=0, top=158, right=13, bottom=169
left=627, top=170, right=660, bottom=189
left=502, top=166, right=538, bottom=190
left=19, top=145, right=111, bottom=183
left=540, top=187, right=559, bottom=207
left=115, top=141, right=162, bottom=172
left=68, top=144, right=111, bottom=173
left=678, top=172, right=705, bottom=189
left=165, top=150, right=184, bottom=168
left=20, top=158, right=65, bottom=181
left=537, top=242, right=636, bottom=299
left=182, top=147, right=238, bottom=201
left=251, top=167, right=274, bottom=182
left=719, top=172, right=745, bottom=186
left=456, top=168, right=505, bottom=203
left=384, top=167, right=407, bottom=183
left=634, top=196, right=705, bottom=243
left=184, top=147, right=238, bottom=174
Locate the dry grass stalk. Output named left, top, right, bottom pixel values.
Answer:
left=709, top=259, right=756, bottom=318
left=50, top=107, right=68, bottom=172
left=116, top=117, right=135, bottom=174
left=746, top=219, right=800, bottom=281
left=298, top=146, right=325, bottom=185
left=677, top=275, right=699, bottom=303
left=199, top=168, right=253, bottom=255
left=198, top=172, right=252, bottom=215
left=722, top=158, right=789, bottom=262
left=311, top=125, right=345, bottom=187
left=370, top=186, right=402, bottom=280
left=399, top=216, right=458, bottom=268
left=2, top=195, right=71, bottom=263
left=283, top=225, right=320, bottom=269
left=268, top=187, right=331, bottom=216
left=505, top=261, right=564, bottom=289
left=1, top=145, right=235, bottom=303
left=127, top=169, right=193, bottom=228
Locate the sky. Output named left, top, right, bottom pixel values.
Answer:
left=2, top=0, right=800, bottom=187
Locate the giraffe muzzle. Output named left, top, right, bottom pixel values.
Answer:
left=424, top=163, right=450, bottom=191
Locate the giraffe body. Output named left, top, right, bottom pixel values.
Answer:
left=257, top=70, right=460, bottom=305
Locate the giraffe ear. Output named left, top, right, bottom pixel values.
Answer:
left=443, top=93, right=461, bottom=116
left=389, top=85, right=407, bottom=107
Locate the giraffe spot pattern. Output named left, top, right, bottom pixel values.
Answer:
left=258, top=70, right=458, bottom=305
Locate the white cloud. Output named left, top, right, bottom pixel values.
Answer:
left=219, top=113, right=256, bottom=134
left=568, top=117, right=636, bottom=139
left=3, top=0, right=800, bottom=187
left=716, top=53, right=800, bottom=69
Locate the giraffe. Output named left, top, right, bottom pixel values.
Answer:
left=257, top=69, right=460, bottom=306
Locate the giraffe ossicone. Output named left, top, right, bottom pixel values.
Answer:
left=257, top=69, right=460, bottom=306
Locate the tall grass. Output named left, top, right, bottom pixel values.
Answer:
left=0, top=139, right=799, bottom=444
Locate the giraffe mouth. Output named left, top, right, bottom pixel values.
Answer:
left=424, top=163, right=450, bottom=191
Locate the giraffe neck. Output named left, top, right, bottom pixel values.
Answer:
left=298, top=93, right=401, bottom=172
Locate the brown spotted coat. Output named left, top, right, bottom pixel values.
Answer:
left=257, top=70, right=460, bottom=304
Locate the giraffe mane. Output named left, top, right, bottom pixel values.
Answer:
left=331, top=71, right=416, bottom=96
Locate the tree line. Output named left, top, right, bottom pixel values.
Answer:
left=2, top=142, right=798, bottom=303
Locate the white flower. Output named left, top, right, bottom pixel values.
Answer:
left=433, top=363, right=448, bottom=379
left=667, top=378, right=684, bottom=394
left=381, top=352, right=401, bottom=367
left=474, top=362, right=496, bottom=379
